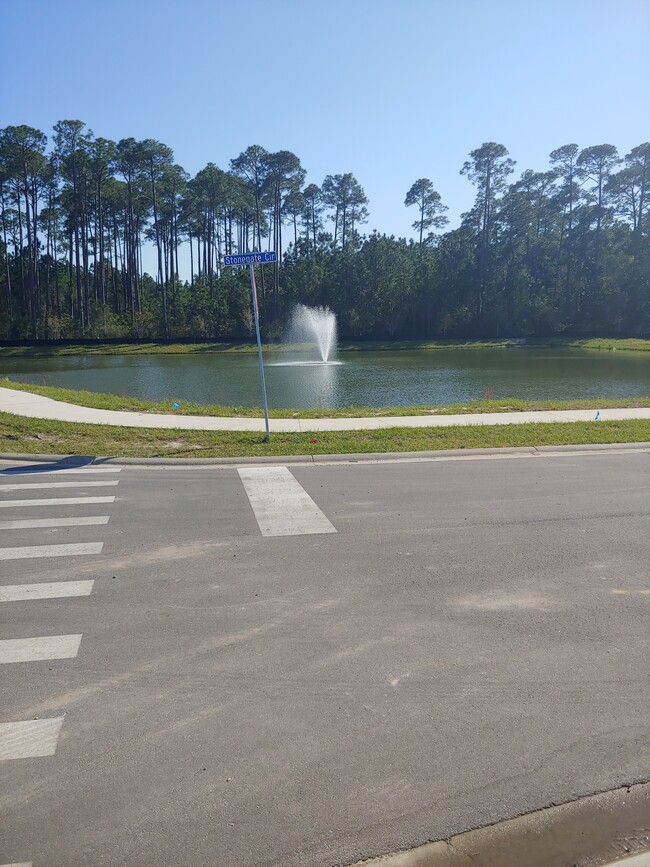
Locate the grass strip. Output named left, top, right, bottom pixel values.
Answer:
left=0, top=337, right=648, bottom=357
left=2, top=380, right=649, bottom=419
left=1, top=412, right=648, bottom=459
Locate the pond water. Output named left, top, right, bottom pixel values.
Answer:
left=2, top=347, right=649, bottom=409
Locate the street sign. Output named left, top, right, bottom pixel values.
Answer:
left=224, top=251, right=277, bottom=266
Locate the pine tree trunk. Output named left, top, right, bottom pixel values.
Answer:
left=22, top=171, right=37, bottom=337
left=1, top=188, right=13, bottom=322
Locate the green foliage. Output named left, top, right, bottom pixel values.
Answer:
left=0, top=122, right=649, bottom=343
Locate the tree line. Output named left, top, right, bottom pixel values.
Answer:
left=0, top=122, right=648, bottom=341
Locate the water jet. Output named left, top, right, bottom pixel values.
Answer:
left=287, top=304, right=338, bottom=364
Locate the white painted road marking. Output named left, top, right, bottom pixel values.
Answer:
left=238, top=466, right=337, bottom=537
left=0, top=480, right=119, bottom=491
left=0, top=717, right=64, bottom=760
left=0, top=581, right=94, bottom=602
left=0, top=862, right=33, bottom=866
left=0, top=496, right=116, bottom=508
left=0, top=634, right=82, bottom=663
left=0, top=542, right=103, bottom=560
left=0, top=516, right=110, bottom=530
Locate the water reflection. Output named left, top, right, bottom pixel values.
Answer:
left=266, top=355, right=342, bottom=408
left=267, top=361, right=344, bottom=367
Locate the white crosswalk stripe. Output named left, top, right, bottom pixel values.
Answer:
left=0, top=480, right=119, bottom=491
left=0, top=542, right=103, bottom=560
left=0, top=495, right=116, bottom=508
left=0, top=516, right=110, bottom=530
left=0, top=634, right=82, bottom=663
left=0, top=581, right=94, bottom=602
left=238, top=466, right=337, bottom=537
left=0, top=717, right=64, bottom=760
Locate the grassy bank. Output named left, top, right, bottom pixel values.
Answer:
left=1, top=412, right=649, bottom=459
left=0, top=336, right=649, bottom=357
left=2, top=380, right=650, bottom=419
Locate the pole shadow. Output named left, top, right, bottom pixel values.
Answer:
left=0, top=455, right=101, bottom=475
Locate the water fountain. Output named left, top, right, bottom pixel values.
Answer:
left=285, top=304, right=338, bottom=364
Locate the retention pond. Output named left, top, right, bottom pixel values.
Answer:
left=2, top=347, right=649, bottom=410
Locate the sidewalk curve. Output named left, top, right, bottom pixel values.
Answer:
left=2, top=386, right=650, bottom=432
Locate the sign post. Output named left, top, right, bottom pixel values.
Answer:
left=223, top=252, right=276, bottom=442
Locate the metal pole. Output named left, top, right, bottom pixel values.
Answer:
left=249, top=264, right=270, bottom=442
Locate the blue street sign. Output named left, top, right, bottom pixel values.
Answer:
left=224, top=251, right=277, bottom=266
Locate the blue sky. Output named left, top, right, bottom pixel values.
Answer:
left=2, top=0, right=649, bottom=247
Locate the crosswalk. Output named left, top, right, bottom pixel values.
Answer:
left=0, top=461, right=335, bottom=864
left=0, top=462, right=119, bottom=773
left=238, top=466, right=337, bottom=536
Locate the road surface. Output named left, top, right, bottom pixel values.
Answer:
left=1, top=447, right=649, bottom=866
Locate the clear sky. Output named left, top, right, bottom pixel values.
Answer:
left=1, top=0, right=649, bottom=245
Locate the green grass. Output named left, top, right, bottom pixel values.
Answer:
left=0, top=412, right=648, bottom=459
left=341, top=337, right=650, bottom=353
left=2, top=380, right=649, bottom=419
left=538, top=337, right=650, bottom=352
left=1, top=336, right=649, bottom=357
left=0, top=341, right=261, bottom=357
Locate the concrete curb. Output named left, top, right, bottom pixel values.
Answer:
left=349, top=781, right=650, bottom=867
left=0, top=442, right=648, bottom=468
left=533, top=441, right=650, bottom=453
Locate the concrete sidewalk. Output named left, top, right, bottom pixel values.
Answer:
left=1, top=385, right=650, bottom=432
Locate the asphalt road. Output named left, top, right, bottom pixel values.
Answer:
left=1, top=447, right=649, bottom=867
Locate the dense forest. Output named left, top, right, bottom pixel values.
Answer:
left=0, top=122, right=648, bottom=341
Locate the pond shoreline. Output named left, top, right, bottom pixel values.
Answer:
left=1, top=336, right=649, bottom=357
left=2, top=381, right=650, bottom=420
left=3, top=343, right=648, bottom=411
